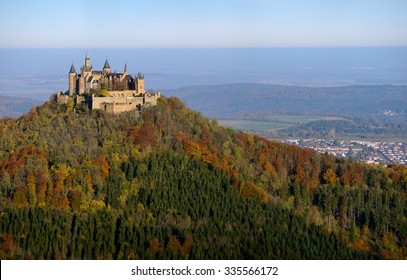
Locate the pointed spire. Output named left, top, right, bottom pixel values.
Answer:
left=104, top=58, right=110, bottom=69
left=124, top=63, right=127, bottom=73
left=84, top=51, right=91, bottom=69
left=69, top=63, right=76, bottom=73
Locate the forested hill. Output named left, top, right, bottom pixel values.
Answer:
left=0, top=96, right=406, bottom=259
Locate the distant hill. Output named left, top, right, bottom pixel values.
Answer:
left=0, top=96, right=43, bottom=118
left=0, top=97, right=406, bottom=259
left=165, top=84, right=407, bottom=121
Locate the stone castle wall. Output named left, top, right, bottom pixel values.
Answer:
left=107, top=90, right=137, bottom=97
left=57, top=93, right=70, bottom=105
left=91, top=95, right=144, bottom=110
left=58, top=91, right=160, bottom=114
left=103, top=103, right=138, bottom=115
left=144, top=93, right=160, bottom=106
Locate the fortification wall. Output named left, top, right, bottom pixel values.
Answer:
left=107, top=90, right=136, bottom=97
left=92, top=95, right=144, bottom=110
left=104, top=103, right=137, bottom=114
left=144, top=93, right=160, bottom=106
left=76, top=95, right=85, bottom=104
left=57, top=93, right=70, bottom=105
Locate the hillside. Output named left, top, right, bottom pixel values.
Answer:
left=0, top=96, right=43, bottom=118
left=0, top=96, right=406, bottom=259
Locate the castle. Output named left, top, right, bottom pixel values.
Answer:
left=58, top=53, right=160, bottom=114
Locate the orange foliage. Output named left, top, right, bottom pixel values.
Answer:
left=1, top=145, right=47, bottom=176
left=349, top=239, right=371, bottom=253
left=341, top=163, right=365, bottom=186
left=388, top=164, right=407, bottom=187
left=178, top=132, right=238, bottom=181
left=323, top=168, right=337, bottom=186
left=128, top=123, right=160, bottom=148
left=147, top=238, right=161, bottom=257
left=12, top=187, right=29, bottom=206
left=237, top=132, right=255, bottom=153
left=240, top=181, right=268, bottom=203
left=258, top=152, right=277, bottom=177
left=182, top=233, right=193, bottom=256
left=94, top=155, right=109, bottom=179
left=0, top=233, right=17, bottom=257
left=348, top=225, right=371, bottom=254
left=70, top=189, right=82, bottom=211
left=53, top=188, right=69, bottom=208
left=167, top=235, right=182, bottom=255
left=36, top=170, right=48, bottom=205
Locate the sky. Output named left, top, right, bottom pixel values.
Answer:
left=0, top=0, right=406, bottom=48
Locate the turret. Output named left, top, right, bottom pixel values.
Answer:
left=103, top=58, right=111, bottom=74
left=68, top=63, right=77, bottom=96
left=135, top=72, right=145, bottom=95
left=79, top=76, right=85, bottom=95
left=81, top=51, right=92, bottom=77
left=85, top=51, right=91, bottom=68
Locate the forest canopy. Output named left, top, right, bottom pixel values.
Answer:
left=0, top=96, right=406, bottom=259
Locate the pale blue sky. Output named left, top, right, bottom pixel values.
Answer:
left=0, top=0, right=406, bottom=47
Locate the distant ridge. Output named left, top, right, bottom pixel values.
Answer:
left=2, top=84, right=406, bottom=121
left=165, top=83, right=407, bottom=120
left=0, top=96, right=43, bottom=118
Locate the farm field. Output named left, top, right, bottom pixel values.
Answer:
left=218, top=115, right=344, bottom=132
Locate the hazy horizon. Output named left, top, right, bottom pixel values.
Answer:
left=1, top=1, right=407, bottom=100
left=0, top=47, right=406, bottom=101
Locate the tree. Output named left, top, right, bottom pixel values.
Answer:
left=323, top=168, right=337, bottom=187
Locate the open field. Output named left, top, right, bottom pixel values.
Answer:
left=218, top=119, right=291, bottom=131
left=218, top=115, right=406, bottom=144
left=218, top=115, right=346, bottom=131
left=259, top=115, right=346, bottom=124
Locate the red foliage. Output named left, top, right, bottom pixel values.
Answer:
left=128, top=123, right=161, bottom=148
left=1, top=145, right=47, bottom=176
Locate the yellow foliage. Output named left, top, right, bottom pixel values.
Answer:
left=66, top=98, right=74, bottom=112
left=323, top=168, right=337, bottom=186
left=185, top=142, right=202, bottom=157
left=89, top=199, right=105, bottom=210
left=100, top=89, right=109, bottom=97
left=240, top=181, right=268, bottom=203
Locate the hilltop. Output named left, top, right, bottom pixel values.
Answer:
left=0, top=96, right=406, bottom=259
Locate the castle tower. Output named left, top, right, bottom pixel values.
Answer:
left=135, top=72, right=145, bottom=95
left=68, top=63, right=77, bottom=96
left=123, top=63, right=127, bottom=74
left=103, top=59, right=111, bottom=74
left=85, top=51, right=91, bottom=68
left=79, top=76, right=85, bottom=95
left=80, top=53, right=92, bottom=96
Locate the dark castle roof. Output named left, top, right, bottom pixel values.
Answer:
left=69, top=63, right=76, bottom=73
left=104, top=59, right=111, bottom=69
left=108, top=72, right=122, bottom=78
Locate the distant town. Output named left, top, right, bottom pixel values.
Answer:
left=282, top=139, right=406, bottom=165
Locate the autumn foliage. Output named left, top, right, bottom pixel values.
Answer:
left=0, top=96, right=406, bottom=259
